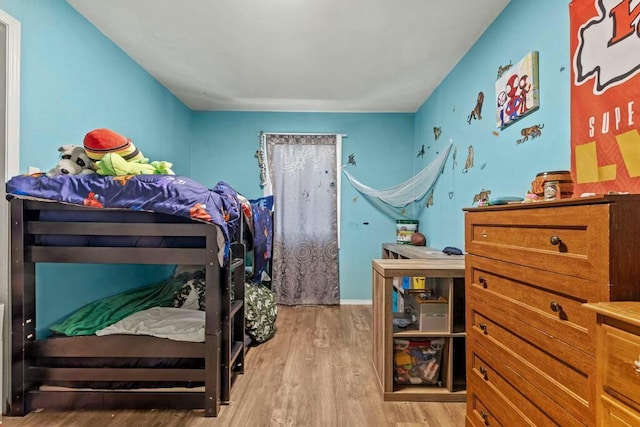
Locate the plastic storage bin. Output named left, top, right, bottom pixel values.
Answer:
left=393, top=338, right=444, bottom=385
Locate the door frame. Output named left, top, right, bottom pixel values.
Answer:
left=0, top=8, right=21, bottom=414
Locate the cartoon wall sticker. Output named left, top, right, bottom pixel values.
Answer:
left=516, top=124, right=544, bottom=144
left=472, top=189, right=491, bottom=206
left=433, top=127, right=442, bottom=140
left=452, top=146, right=458, bottom=170
left=467, top=92, right=484, bottom=124
left=497, top=61, right=513, bottom=79
left=417, top=144, right=425, bottom=158
left=492, top=131, right=500, bottom=136
left=426, top=193, right=434, bottom=208
left=348, top=153, right=357, bottom=166
left=448, top=192, right=454, bottom=199
left=462, top=145, right=474, bottom=173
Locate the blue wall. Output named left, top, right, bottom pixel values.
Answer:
left=0, top=0, right=576, bottom=334
left=0, top=0, right=192, bottom=335
left=191, top=111, right=415, bottom=300
left=415, top=0, right=571, bottom=250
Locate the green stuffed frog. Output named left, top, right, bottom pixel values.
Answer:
left=96, top=152, right=174, bottom=176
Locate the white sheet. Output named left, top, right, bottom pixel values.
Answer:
left=96, top=307, right=205, bottom=342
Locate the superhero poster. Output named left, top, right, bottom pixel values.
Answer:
left=571, top=0, right=640, bottom=194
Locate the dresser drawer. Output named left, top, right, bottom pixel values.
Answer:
left=467, top=255, right=598, bottom=356
left=468, top=307, right=595, bottom=424
left=467, top=387, right=503, bottom=427
left=470, top=341, right=584, bottom=425
left=601, top=323, right=640, bottom=410
left=469, top=351, right=558, bottom=426
left=465, top=204, right=609, bottom=282
left=601, top=394, right=640, bottom=426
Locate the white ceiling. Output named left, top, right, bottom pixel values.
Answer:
left=67, top=0, right=509, bottom=113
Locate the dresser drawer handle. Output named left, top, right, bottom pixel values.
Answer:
left=479, top=323, right=488, bottom=334
left=550, top=301, right=563, bottom=313
left=478, top=276, right=487, bottom=288
left=550, top=235, right=561, bottom=246
left=480, top=411, right=490, bottom=425
left=479, top=366, right=488, bottom=380
left=481, top=230, right=488, bottom=238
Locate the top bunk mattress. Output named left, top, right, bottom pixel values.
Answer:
left=6, top=173, right=244, bottom=258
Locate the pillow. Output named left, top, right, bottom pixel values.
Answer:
left=96, top=307, right=205, bottom=342
left=173, top=277, right=206, bottom=310
left=172, top=265, right=204, bottom=278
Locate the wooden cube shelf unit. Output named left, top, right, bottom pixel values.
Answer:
left=372, top=249, right=466, bottom=402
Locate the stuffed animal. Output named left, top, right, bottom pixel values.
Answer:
left=47, top=145, right=96, bottom=177
left=95, top=152, right=174, bottom=176
left=83, top=128, right=146, bottom=163
left=84, top=128, right=175, bottom=176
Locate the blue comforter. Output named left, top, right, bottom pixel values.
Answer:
left=6, top=173, right=243, bottom=256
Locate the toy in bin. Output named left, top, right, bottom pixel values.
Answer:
left=393, top=338, right=444, bottom=385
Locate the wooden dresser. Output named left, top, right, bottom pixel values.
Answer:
left=584, top=302, right=640, bottom=426
left=464, top=195, right=640, bottom=426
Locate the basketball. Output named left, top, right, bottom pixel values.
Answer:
left=410, top=232, right=426, bottom=246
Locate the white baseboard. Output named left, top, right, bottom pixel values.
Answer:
left=340, top=299, right=372, bottom=305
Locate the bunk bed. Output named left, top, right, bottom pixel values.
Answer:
left=6, top=173, right=250, bottom=417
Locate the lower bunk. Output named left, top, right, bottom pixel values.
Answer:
left=19, top=334, right=219, bottom=412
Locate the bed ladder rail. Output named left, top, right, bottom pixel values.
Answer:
left=221, top=241, right=246, bottom=404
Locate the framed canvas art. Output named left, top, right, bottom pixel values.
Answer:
left=495, top=51, right=540, bottom=129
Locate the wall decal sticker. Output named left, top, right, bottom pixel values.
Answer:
left=497, top=60, right=513, bottom=79
left=472, top=189, right=492, bottom=206
left=462, top=145, right=475, bottom=173
left=452, top=146, right=458, bottom=170
left=467, top=91, right=485, bottom=124
left=516, top=124, right=544, bottom=144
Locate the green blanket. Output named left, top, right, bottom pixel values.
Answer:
left=50, top=277, right=187, bottom=336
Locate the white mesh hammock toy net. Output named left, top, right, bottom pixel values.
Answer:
left=342, top=143, right=452, bottom=217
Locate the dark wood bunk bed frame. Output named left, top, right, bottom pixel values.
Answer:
left=8, top=197, right=246, bottom=417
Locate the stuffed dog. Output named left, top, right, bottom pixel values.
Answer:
left=47, top=145, right=96, bottom=177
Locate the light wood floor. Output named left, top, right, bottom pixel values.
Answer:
left=2, top=305, right=465, bottom=426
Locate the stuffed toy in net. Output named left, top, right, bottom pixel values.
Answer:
left=47, top=145, right=96, bottom=177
